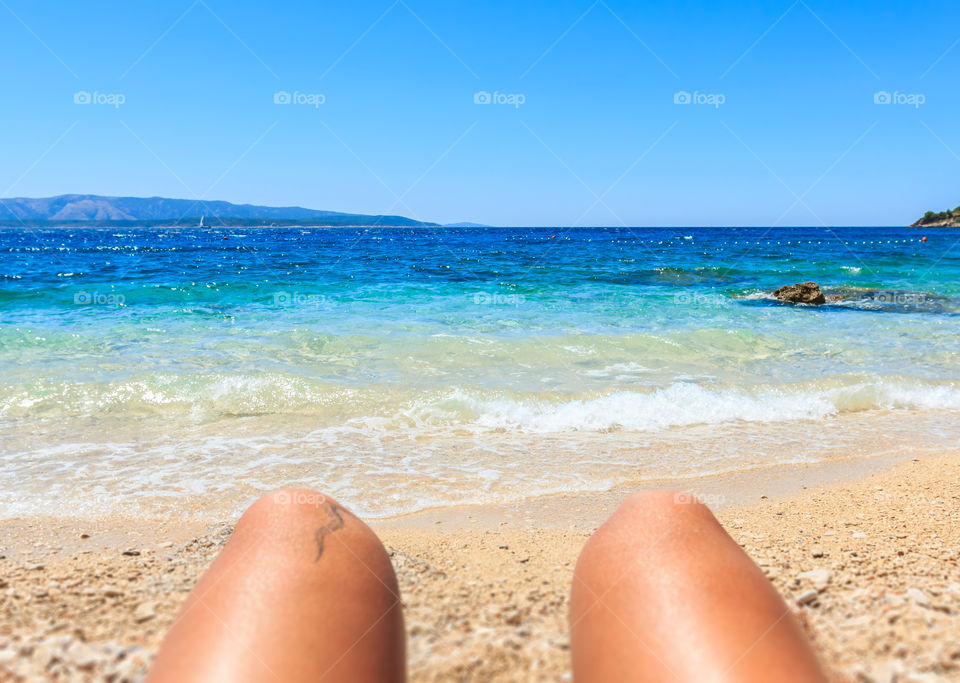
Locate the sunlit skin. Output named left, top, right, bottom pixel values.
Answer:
left=147, top=489, right=405, bottom=683
left=569, top=491, right=826, bottom=682
left=149, top=488, right=825, bottom=682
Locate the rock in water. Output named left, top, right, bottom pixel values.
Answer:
left=773, top=281, right=826, bottom=305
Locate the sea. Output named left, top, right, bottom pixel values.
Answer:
left=2, top=226, right=959, bottom=519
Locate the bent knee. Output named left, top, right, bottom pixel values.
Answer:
left=240, top=488, right=347, bottom=528
left=616, top=489, right=718, bottom=526
left=232, top=489, right=394, bottom=573
left=577, top=490, right=722, bottom=572
left=237, top=489, right=380, bottom=551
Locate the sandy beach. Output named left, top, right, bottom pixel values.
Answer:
left=1, top=448, right=958, bottom=682
left=4, top=0, right=960, bottom=678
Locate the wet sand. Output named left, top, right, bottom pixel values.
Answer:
left=1, top=449, right=959, bottom=681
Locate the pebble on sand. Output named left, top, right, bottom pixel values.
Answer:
left=134, top=601, right=157, bottom=623
left=905, top=588, right=929, bottom=607
left=797, top=568, right=832, bottom=591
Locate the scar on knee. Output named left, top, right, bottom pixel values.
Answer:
left=314, top=502, right=349, bottom=561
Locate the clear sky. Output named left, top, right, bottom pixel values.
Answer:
left=2, top=0, right=958, bottom=226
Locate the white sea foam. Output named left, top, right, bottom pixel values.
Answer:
left=461, top=383, right=837, bottom=433
left=528, top=381, right=960, bottom=432
left=4, top=374, right=960, bottom=430
left=584, top=362, right=651, bottom=378
left=321, top=378, right=960, bottom=435
left=735, top=291, right=774, bottom=300
left=4, top=379, right=960, bottom=519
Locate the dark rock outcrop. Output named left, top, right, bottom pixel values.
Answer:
left=773, top=281, right=826, bottom=305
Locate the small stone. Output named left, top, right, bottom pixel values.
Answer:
left=796, top=589, right=819, bottom=605
left=80, top=533, right=90, bottom=539
left=134, top=601, right=156, bottom=623
left=810, top=547, right=824, bottom=558
left=852, top=532, right=868, bottom=539
left=66, top=641, right=102, bottom=670
left=906, top=588, right=929, bottom=607
left=502, top=609, right=523, bottom=625
left=102, top=586, right=123, bottom=597
left=159, top=542, right=174, bottom=549
left=122, top=550, right=140, bottom=557
left=868, top=660, right=902, bottom=683
left=32, top=639, right=64, bottom=667
left=797, top=568, right=832, bottom=591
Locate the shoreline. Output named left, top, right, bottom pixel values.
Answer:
left=375, top=446, right=922, bottom=532
left=2, top=447, right=959, bottom=680
left=0, top=446, right=921, bottom=562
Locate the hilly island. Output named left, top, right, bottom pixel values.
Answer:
left=0, top=194, right=437, bottom=227
left=911, top=206, right=960, bottom=227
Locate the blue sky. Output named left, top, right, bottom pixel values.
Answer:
left=1, top=0, right=958, bottom=226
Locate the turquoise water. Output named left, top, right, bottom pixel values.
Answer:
left=2, top=226, right=960, bottom=517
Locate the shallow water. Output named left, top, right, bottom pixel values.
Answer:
left=2, top=226, right=958, bottom=518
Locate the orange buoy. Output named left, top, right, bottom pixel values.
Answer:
left=922, top=236, right=927, bottom=242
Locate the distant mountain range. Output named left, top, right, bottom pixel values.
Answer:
left=0, top=194, right=438, bottom=227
